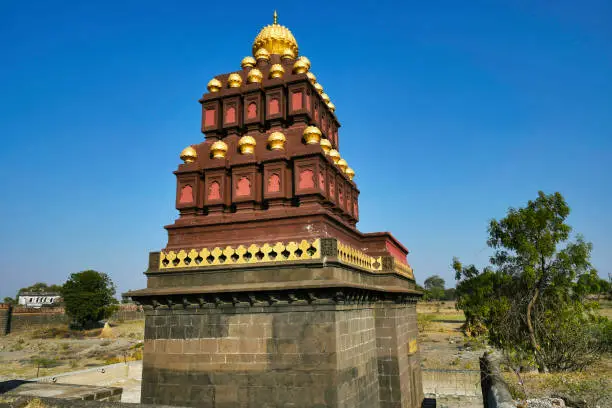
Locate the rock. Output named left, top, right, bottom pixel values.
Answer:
left=551, top=393, right=587, bottom=408
left=525, top=398, right=566, bottom=407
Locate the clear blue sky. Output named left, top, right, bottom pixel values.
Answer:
left=1, top=0, right=610, bottom=299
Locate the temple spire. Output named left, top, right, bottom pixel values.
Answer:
left=273, top=10, right=278, bottom=24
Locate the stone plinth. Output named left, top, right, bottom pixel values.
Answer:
left=128, top=238, right=423, bottom=408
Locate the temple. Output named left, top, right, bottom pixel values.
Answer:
left=128, top=12, right=424, bottom=408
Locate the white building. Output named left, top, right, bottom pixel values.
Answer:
left=18, top=292, right=61, bottom=308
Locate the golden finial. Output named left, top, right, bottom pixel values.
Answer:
left=303, top=126, right=322, bottom=145
left=180, top=145, right=197, bottom=163
left=273, top=10, right=278, bottom=24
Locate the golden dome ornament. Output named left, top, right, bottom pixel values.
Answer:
left=292, top=59, right=309, bottom=74
left=241, top=56, right=256, bottom=69
left=267, top=131, right=286, bottom=150
left=321, top=93, right=330, bottom=104
left=269, top=64, right=285, bottom=79
left=227, top=73, right=242, bottom=88
left=320, top=138, right=332, bottom=155
left=254, top=48, right=271, bottom=61
left=207, top=78, right=221, bottom=92
left=210, top=140, right=228, bottom=159
left=281, top=48, right=295, bottom=60
left=238, top=135, right=256, bottom=154
left=297, top=56, right=311, bottom=70
left=306, top=72, right=316, bottom=84
left=345, top=167, right=355, bottom=180
left=314, top=83, right=323, bottom=94
left=252, top=11, right=299, bottom=56
left=180, top=145, right=197, bottom=163
left=327, top=102, right=336, bottom=112
left=303, top=126, right=322, bottom=145
left=247, top=68, right=263, bottom=83
left=337, top=158, right=348, bottom=172
left=328, top=149, right=340, bottom=164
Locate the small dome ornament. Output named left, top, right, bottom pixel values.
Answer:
left=292, top=59, right=309, bottom=74
left=281, top=48, right=295, bottom=60
left=241, top=56, right=256, bottom=69
left=252, top=11, right=299, bottom=57
left=297, top=56, right=311, bottom=70
left=227, top=73, right=242, bottom=88
left=238, top=135, right=257, bottom=154
left=267, top=131, right=286, bottom=150
left=207, top=78, right=222, bottom=92
left=337, top=158, right=348, bottom=172
left=314, top=83, right=324, bottom=94
left=306, top=72, right=317, bottom=84
left=321, top=93, right=330, bottom=104
left=303, top=126, right=322, bottom=145
left=180, top=145, right=197, bottom=163
left=210, top=140, right=228, bottom=159
left=328, top=149, right=340, bottom=164
left=255, top=48, right=271, bottom=61
left=345, top=167, right=355, bottom=180
left=269, top=64, right=285, bottom=79
left=327, top=102, right=336, bottom=112
left=320, top=138, right=332, bottom=155
left=247, top=68, right=263, bottom=83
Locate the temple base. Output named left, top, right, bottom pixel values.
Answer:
left=132, top=261, right=423, bottom=408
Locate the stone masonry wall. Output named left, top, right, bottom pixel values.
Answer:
left=0, top=305, right=10, bottom=336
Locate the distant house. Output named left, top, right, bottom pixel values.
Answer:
left=17, top=292, right=61, bottom=308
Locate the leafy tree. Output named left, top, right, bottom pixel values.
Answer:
left=424, top=275, right=446, bottom=300
left=443, top=288, right=457, bottom=301
left=2, top=297, right=16, bottom=305
left=61, top=270, right=118, bottom=329
left=17, top=282, right=63, bottom=297
left=454, top=192, right=607, bottom=372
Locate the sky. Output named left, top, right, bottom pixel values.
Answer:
left=0, top=0, right=610, bottom=299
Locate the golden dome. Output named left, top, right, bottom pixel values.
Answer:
left=337, top=158, right=348, bottom=172
left=314, top=83, right=324, bottom=94
left=321, top=93, right=330, bottom=104
left=267, top=131, right=286, bottom=150
left=320, top=138, right=332, bottom=155
left=247, top=68, right=263, bottom=83
left=180, top=145, right=197, bottom=163
left=306, top=72, right=316, bottom=84
left=269, top=64, right=285, bottom=79
left=227, top=73, right=242, bottom=88
left=303, top=126, right=322, bottom=145
left=345, top=167, right=355, bottom=180
left=297, top=56, right=311, bottom=70
left=207, top=78, right=221, bottom=93
left=292, top=59, right=309, bottom=74
left=241, top=56, right=256, bottom=69
left=252, top=11, right=298, bottom=57
left=210, top=140, right=228, bottom=159
left=327, top=102, right=336, bottom=112
left=238, top=135, right=256, bottom=154
left=328, top=149, right=340, bottom=164
left=254, top=48, right=271, bottom=61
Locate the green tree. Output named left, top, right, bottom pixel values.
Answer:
left=2, top=297, right=16, bottom=305
left=61, top=270, right=118, bottom=329
left=454, top=192, right=607, bottom=372
left=424, top=275, right=446, bottom=300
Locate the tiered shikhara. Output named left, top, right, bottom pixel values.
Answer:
left=129, top=13, right=423, bottom=408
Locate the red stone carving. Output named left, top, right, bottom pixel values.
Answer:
left=269, top=98, right=279, bottom=115
left=179, top=185, right=193, bottom=203
left=268, top=174, right=281, bottom=193
left=354, top=201, right=358, bottom=217
left=329, top=179, right=335, bottom=198
left=208, top=181, right=220, bottom=200
left=338, top=188, right=344, bottom=206
left=314, top=105, right=318, bottom=121
left=319, top=171, right=325, bottom=191
left=204, top=109, right=215, bottom=126
left=298, top=169, right=314, bottom=189
left=236, top=177, right=251, bottom=196
left=225, top=106, right=236, bottom=124
left=306, top=92, right=311, bottom=111
left=291, top=92, right=302, bottom=111
left=247, top=103, right=257, bottom=119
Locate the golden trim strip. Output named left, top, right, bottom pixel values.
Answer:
left=337, top=241, right=382, bottom=272
left=159, top=239, right=320, bottom=269
left=393, top=260, right=415, bottom=280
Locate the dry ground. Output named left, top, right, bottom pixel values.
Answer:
left=0, top=320, right=144, bottom=381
